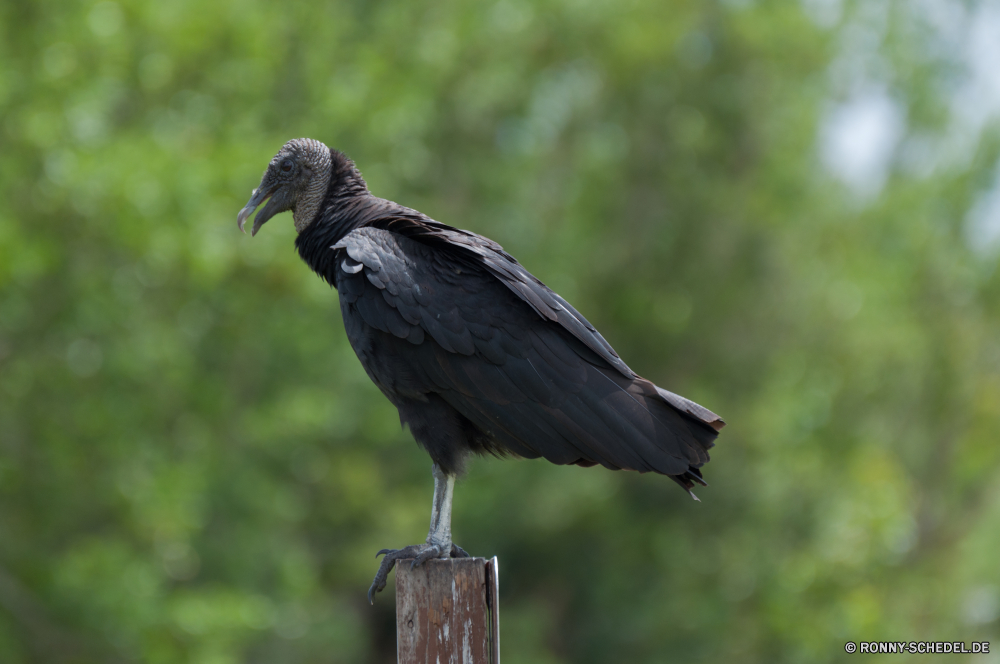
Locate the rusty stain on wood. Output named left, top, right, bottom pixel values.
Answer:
left=396, top=557, right=498, bottom=664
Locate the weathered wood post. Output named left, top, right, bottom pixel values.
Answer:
left=396, top=556, right=499, bottom=663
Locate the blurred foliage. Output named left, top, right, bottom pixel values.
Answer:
left=2, top=0, right=1000, bottom=662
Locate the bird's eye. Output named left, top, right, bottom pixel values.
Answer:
left=280, top=159, right=294, bottom=173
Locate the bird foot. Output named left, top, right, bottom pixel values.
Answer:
left=367, top=542, right=470, bottom=604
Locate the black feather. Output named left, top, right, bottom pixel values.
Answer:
left=293, top=146, right=724, bottom=487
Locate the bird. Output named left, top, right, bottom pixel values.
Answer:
left=237, top=138, right=725, bottom=603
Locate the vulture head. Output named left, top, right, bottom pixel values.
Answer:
left=237, top=138, right=333, bottom=236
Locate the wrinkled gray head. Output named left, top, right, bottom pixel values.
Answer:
left=237, top=138, right=332, bottom=236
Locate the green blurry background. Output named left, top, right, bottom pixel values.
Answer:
left=2, top=0, right=1000, bottom=661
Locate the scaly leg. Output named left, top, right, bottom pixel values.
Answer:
left=367, top=464, right=470, bottom=603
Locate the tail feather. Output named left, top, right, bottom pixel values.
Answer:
left=655, top=386, right=726, bottom=432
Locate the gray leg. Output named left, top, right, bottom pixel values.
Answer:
left=367, top=464, right=470, bottom=604
left=425, top=463, right=455, bottom=549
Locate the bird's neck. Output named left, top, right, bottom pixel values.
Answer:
left=295, top=192, right=402, bottom=286
left=293, top=173, right=331, bottom=235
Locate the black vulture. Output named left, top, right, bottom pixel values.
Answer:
left=237, top=138, right=725, bottom=602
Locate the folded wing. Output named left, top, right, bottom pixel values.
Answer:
left=334, top=226, right=722, bottom=490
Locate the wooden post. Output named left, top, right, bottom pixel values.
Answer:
left=396, top=556, right=500, bottom=664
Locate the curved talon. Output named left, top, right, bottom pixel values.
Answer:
left=411, top=545, right=442, bottom=568
left=367, top=542, right=471, bottom=603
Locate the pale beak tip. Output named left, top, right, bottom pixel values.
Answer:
left=237, top=206, right=254, bottom=234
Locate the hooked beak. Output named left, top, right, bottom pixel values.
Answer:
left=237, top=185, right=276, bottom=236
